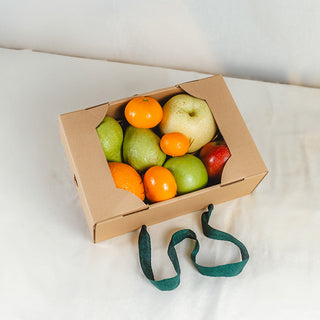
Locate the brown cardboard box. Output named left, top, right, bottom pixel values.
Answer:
left=59, top=75, right=268, bottom=242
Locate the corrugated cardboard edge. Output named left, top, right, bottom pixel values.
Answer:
left=94, top=171, right=267, bottom=242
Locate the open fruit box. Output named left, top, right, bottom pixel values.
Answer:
left=59, top=75, right=268, bottom=242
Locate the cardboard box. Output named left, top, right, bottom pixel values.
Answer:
left=59, top=75, right=268, bottom=242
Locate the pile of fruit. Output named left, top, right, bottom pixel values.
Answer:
left=96, top=94, right=231, bottom=203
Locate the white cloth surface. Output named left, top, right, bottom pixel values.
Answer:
left=1, top=1, right=320, bottom=87
left=0, top=48, right=319, bottom=319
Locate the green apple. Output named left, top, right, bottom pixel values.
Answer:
left=96, top=116, right=123, bottom=162
left=164, top=154, right=208, bottom=194
left=123, top=126, right=166, bottom=172
left=159, top=94, right=216, bottom=153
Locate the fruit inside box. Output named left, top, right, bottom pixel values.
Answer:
left=97, top=93, right=231, bottom=204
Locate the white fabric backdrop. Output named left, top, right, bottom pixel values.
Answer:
left=1, top=1, right=320, bottom=87
left=0, top=48, right=319, bottom=319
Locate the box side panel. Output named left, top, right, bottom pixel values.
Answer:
left=59, top=105, right=148, bottom=234
left=59, top=116, right=95, bottom=238
left=94, top=172, right=266, bottom=242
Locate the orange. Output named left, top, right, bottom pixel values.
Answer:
left=108, top=162, right=145, bottom=200
left=143, top=166, right=177, bottom=202
left=160, top=132, right=190, bottom=157
left=124, top=96, right=163, bottom=128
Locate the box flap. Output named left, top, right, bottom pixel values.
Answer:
left=59, top=104, right=148, bottom=225
left=180, top=75, right=268, bottom=185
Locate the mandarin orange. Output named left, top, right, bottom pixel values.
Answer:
left=143, top=166, right=177, bottom=202
left=160, top=132, right=190, bottom=157
left=124, top=96, right=163, bottom=128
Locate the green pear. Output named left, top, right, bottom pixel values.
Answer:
left=96, top=116, right=123, bottom=162
left=123, top=126, right=166, bottom=172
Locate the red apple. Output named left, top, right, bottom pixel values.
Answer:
left=199, top=142, right=231, bottom=184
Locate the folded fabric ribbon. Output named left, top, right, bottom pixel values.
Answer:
left=138, top=204, right=249, bottom=291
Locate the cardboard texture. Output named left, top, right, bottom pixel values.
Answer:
left=59, top=75, right=268, bottom=242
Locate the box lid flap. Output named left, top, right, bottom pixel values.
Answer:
left=60, top=104, right=148, bottom=225
left=180, top=75, right=268, bottom=185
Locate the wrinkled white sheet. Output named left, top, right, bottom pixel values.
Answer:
left=0, top=48, right=319, bottom=320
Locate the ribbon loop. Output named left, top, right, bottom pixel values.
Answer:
left=138, top=204, right=249, bottom=291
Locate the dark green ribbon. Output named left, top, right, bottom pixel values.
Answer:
left=138, top=204, right=249, bottom=291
